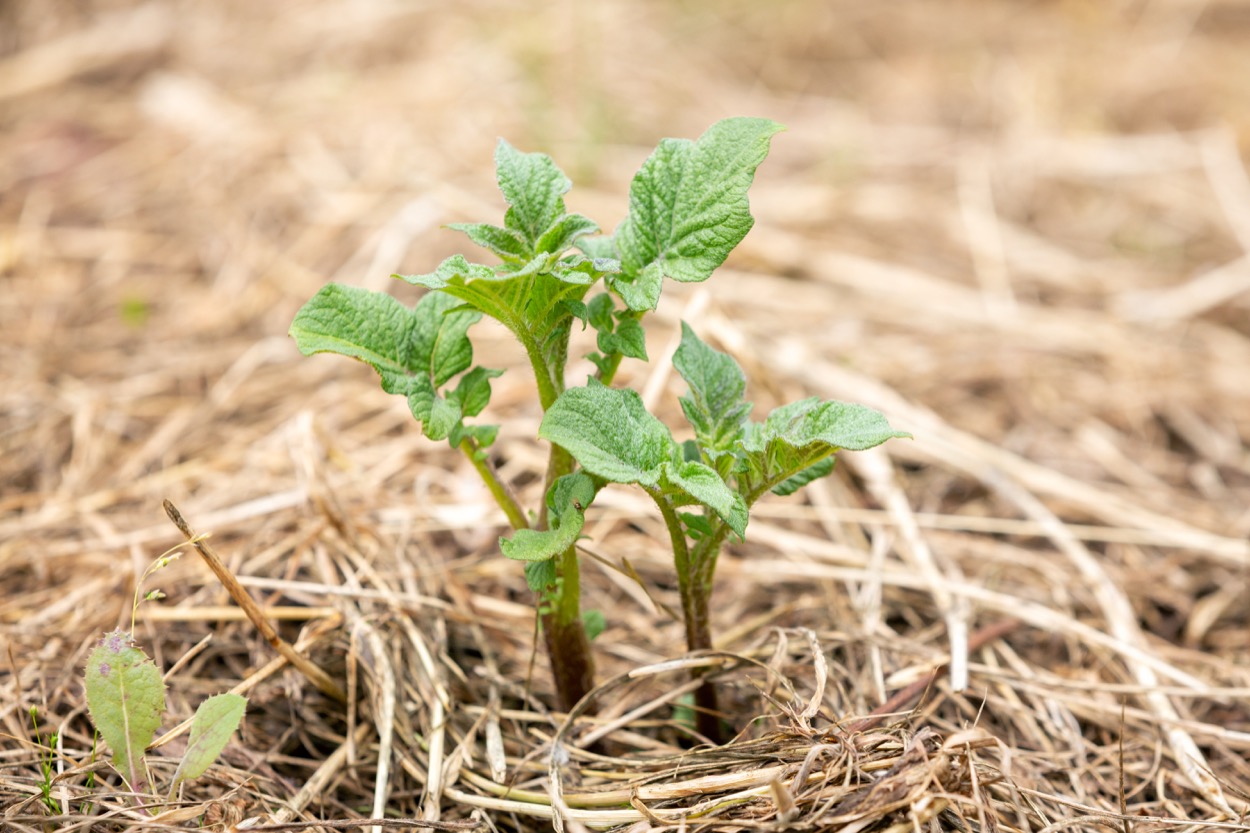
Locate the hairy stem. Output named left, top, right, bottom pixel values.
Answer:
left=541, top=544, right=595, bottom=712
left=459, top=438, right=528, bottom=532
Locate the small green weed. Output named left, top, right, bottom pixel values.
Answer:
left=83, top=547, right=247, bottom=802
left=290, top=119, right=909, bottom=733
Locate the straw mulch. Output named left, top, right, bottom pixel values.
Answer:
left=2, top=1, right=1249, bottom=831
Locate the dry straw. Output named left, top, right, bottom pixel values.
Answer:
left=3, top=1, right=1249, bottom=831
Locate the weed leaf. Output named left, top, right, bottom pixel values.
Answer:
left=169, top=693, right=246, bottom=793
left=84, top=631, right=165, bottom=794
left=613, top=118, right=784, bottom=309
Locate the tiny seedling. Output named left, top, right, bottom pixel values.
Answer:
left=291, top=118, right=909, bottom=731
left=83, top=547, right=247, bottom=802
left=29, top=706, right=59, bottom=814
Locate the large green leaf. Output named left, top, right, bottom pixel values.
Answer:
left=612, top=118, right=784, bottom=310
left=289, top=284, right=491, bottom=442
left=540, top=381, right=672, bottom=486
left=540, top=382, right=746, bottom=533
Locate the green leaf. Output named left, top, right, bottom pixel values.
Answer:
left=451, top=366, right=504, bottom=418
left=398, top=254, right=500, bottom=291
left=500, top=473, right=597, bottom=562
left=524, top=559, right=557, bottom=594
left=447, top=223, right=529, bottom=263
left=84, top=631, right=165, bottom=794
left=754, top=398, right=911, bottom=453
left=536, top=213, right=599, bottom=255
left=290, top=284, right=490, bottom=443
left=663, top=459, right=748, bottom=537
left=613, top=118, right=784, bottom=309
left=740, top=398, right=910, bottom=495
left=771, top=457, right=835, bottom=497
left=613, top=260, right=665, bottom=312
left=575, top=235, right=618, bottom=261
left=540, top=381, right=675, bottom=486
left=582, top=610, right=607, bottom=641
left=673, top=322, right=752, bottom=456
left=495, top=140, right=572, bottom=249
left=169, top=693, right=246, bottom=793
left=600, top=317, right=648, bottom=361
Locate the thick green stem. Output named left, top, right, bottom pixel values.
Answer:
left=541, top=544, right=595, bottom=712
left=652, top=494, right=725, bottom=743
left=459, top=438, right=528, bottom=532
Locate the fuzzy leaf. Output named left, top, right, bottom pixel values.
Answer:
left=599, top=317, right=648, bottom=361
left=673, top=322, right=752, bottom=455
left=447, top=223, right=530, bottom=263
left=741, top=398, right=910, bottom=492
left=290, top=284, right=488, bottom=442
left=771, top=457, right=835, bottom=496
left=495, top=140, right=572, bottom=248
left=500, top=473, right=596, bottom=562
left=84, top=631, right=165, bottom=793
left=537, top=213, right=599, bottom=255
left=753, top=398, right=911, bottom=453
left=398, top=254, right=503, bottom=292
left=613, top=118, right=784, bottom=309
left=524, top=559, right=557, bottom=593
left=169, top=693, right=246, bottom=793
left=663, top=459, right=748, bottom=537
left=540, top=381, right=675, bottom=486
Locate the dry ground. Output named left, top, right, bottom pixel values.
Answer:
left=2, top=1, right=1250, bottom=830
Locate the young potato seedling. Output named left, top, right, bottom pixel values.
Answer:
left=290, top=118, right=909, bottom=733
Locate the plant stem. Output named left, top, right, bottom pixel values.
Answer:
left=541, top=544, right=595, bottom=712
left=458, top=438, right=528, bottom=531
left=651, top=494, right=725, bottom=743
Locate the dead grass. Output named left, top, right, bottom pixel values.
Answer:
left=2, top=1, right=1249, bottom=830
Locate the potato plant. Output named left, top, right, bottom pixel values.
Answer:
left=290, top=119, right=909, bottom=733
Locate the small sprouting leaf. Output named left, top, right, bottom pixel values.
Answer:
left=84, top=631, right=165, bottom=794
left=582, top=610, right=607, bottom=642
left=673, top=322, right=752, bottom=457
left=540, top=381, right=674, bottom=486
left=396, top=253, right=500, bottom=291
left=536, top=213, right=599, bottom=255
left=447, top=223, right=530, bottom=263
left=612, top=118, right=784, bottom=310
left=599, top=317, right=648, bottom=361
left=524, top=559, right=557, bottom=594
left=451, top=366, right=504, bottom=419
left=169, top=693, right=246, bottom=793
left=495, top=140, right=573, bottom=249
left=500, top=473, right=597, bottom=562
left=575, top=235, right=618, bottom=261
left=771, top=457, right=835, bottom=497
